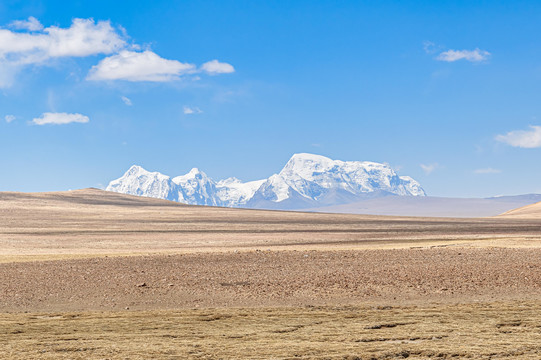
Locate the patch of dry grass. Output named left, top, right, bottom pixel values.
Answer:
left=2, top=302, right=541, bottom=359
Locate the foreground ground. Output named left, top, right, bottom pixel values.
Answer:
left=2, top=302, right=541, bottom=359
left=1, top=189, right=541, bottom=358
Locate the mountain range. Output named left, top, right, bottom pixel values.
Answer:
left=106, top=153, right=425, bottom=209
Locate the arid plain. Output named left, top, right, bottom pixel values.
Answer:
left=1, top=188, right=541, bottom=359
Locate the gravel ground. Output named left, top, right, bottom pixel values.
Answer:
left=1, top=247, right=540, bottom=312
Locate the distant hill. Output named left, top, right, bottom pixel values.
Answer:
left=498, top=199, right=541, bottom=218
left=303, top=194, right=541, bottom=218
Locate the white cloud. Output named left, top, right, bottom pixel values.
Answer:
left=121, top=96, right=132, bottom=106
left=0, top=17, right=235, bottom=86
left=0, top=62, right=18, bottom=88
left=0, top=18, right=126, bottom=64
left=32, top=112, right=89, bottom=125
left=474, top=168, right=501, bottom=174
left=495, top=125, right=541, bottom=148
left=45, top=19, right=126, bottom=58
left=436, top=48, right=490, bottom=62
left=201, top=59, right=235, bottom=74
left=87, top=50, right=195, bottom=81
left=420, top=163, right=439, bottom=175
left=423, top=41, right=437, bottom=54
left=0, top=18, right=126, bottom=88
left=10, top=16, right=43, bottom=32
left=5, top=114, right=15, bottom=123
left=183, top=106, right=202, bottom=115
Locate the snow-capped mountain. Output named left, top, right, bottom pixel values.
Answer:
left=245, top=153, right=425, bottom=209
left=172, top=168, right=222, bottom=206
left=106, top=153, right=426, bottom=209
left=106, top=165, right=265, bottom=207
left=215, top=177, right=266, bottom=206
left=107, top=165, right=180, bottom=201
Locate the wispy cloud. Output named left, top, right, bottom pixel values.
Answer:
left=121, top=96, right=132, bottom=106
left=5, top=114, right=15, bottom=123
left=436, top=48, right=490, bottom=63
left=423, top=41, right=439, bottom=54
left=9, top=16, right=43, bottom=31
left=495, top=125, right=541, bottom=148
left=200, top=60, right=235, bottom=75
left=32, top=112, right=89, bottom=125
left=474, top=168, right=501, bottom=174
left=420, top=163, right=439, bottom=175
left=183, top=106, right=203, bottom=115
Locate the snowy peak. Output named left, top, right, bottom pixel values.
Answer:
left=106, top=153, right=426, bottom=209
left=183, top=167, right=205, bottom=178
left=171, top=168, right=220, bottom=206
left=126, top=164, right=144, bottom=174
left=107, top=165, right=264, bottom=207
left=106, top=165, right=177, bottom=201
left=124, top=165, right=165, bottom=179
left=269, top=153, right=426, bottom=202
left=281, top=153, right=336, bottom=175
left=172, top=168, right=211, bottom=184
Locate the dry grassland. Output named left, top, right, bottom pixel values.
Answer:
left=1, top=189, right=541, bottom=260
left=2, top=302, right=541, bottom=359
left=2, top=189, right=541, bottom=359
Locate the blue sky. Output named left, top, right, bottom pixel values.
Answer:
left=1, top=0, right=541, bottom=197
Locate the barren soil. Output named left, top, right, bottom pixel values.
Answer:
left=2, top=189, right=541, bottom=358
left=1, top=189, right=541, bottom=260
left=1, top=248, right=541, bottom=312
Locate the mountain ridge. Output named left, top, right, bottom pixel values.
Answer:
left=106, top=153, right=426, bottom=208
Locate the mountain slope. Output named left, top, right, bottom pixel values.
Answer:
left=305, top=194, right=541, bottom=218
left=498, top=198, right=541, bottom=218
left=106, top=153, right=425, bottom=208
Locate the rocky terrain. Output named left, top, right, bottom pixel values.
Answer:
left=2, top=189, right=541, bottom=359
left=1, top=247, right=541, bottom=312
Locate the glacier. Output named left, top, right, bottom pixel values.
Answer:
left=106, top=153, right=426, bottom=209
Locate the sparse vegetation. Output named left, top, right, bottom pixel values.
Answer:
left=2, top=302, right=541, bottom=359
left=2, top=190, right=541, bottom=359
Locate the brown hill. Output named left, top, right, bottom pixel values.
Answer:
left=499, top=200, right=541, bottom=218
